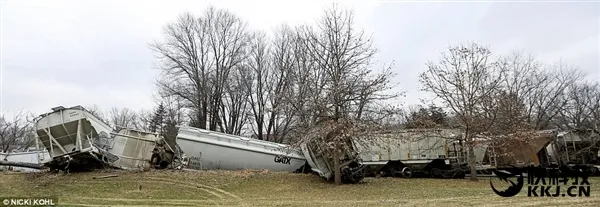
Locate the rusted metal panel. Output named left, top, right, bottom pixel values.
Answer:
left=485, top=130, right=557, bottom=167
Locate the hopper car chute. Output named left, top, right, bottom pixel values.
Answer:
left=33, top=106, right=174, bottom=171
left=355, top=129, right=468, bottom=179
left=34, top=106, right=116, bottom=171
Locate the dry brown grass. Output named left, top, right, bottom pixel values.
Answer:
left=1, top=169, right=600, bottom=206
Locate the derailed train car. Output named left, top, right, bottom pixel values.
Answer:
left=443, top=129, right=559, bottom=175
left=352, top=128, right=567, bottom=179
left=34, top=106, right=174, bottom=171
left=480, top=130, right=557, bottom=168
left=354, top=128, right=469, bottom=179
left=34, top=106, right=116, bottom=171
left=109, top=128, right=175, bottom=170
left=299, top=139, right=367, bottom=184
left=0, top=149, right=50, bottom=172
left=173, top=123, right=367, bottom=184
left=452, top=129, right=600, bottom=176
left=545, top=129, right=600, bottom=175
left=175, top=126, right=309, bottom=173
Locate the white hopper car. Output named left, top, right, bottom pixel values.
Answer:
left=34, top=106, right=172, bottom=171
left=34, top=106, right=115, bottom=171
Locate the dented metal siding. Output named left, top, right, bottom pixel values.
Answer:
left=0, top=151, right=50, bottom=172
left=109, top=129, right=160, bottom=169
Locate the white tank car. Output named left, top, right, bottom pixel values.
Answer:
left=176, top=126, right=307, bottom=172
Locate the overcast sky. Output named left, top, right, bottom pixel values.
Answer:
left=1, top=0, right=599, bottom=119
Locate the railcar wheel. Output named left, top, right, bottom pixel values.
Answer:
left=430, top=168, right=442, bottom=178
left=590, top=167, right=598, bottom=176
left=387, top=167, right=400, bottom=177
left=452, top=168, right=466, bottom=179
left=401, top=167, right=412, bottom=178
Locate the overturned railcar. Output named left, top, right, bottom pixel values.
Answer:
left=482, top=129, right=557, bottom=167
left=175, top=126, right=309, bottom=172
left=108, top=128, right=175, bottom=170
left=34, top=106, right=173, bottom=171
left=451, top=129, right=558, bottom=175
left=300, top=139, right=367, bottom=184
left=0, top=149, right=50, bottom=172
left=35, top=106, right=116, bottom=171
left=546, top=129, right=600, bottom=175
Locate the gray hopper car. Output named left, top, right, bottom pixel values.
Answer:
left=354, top=129, right=469, bottom=179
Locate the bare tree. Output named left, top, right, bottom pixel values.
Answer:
left=135, top=109, right=155, bottom=132
left=493, top=52, right=542, bottom=130
left=161, top=95, right=188, bottom=128
left=86, top=104, right=109, bottom=123
left=242, top=26, right=298, bottom=142
left=221, top=64, right=250, bottom=135
left=268, top=26, right=300, bottom=143
left=288, top=4, right=399, bottom=184
left=205, top=7, right=252, bottom=133
left=419, top=42, right=505, bottom=181
left=151, top=11, right=209, bottom=130
left=243, top=31, right=273, bottom=140
left=526, top=61, right=582, bottom=130
left=105, top=107, right=140, bottom=131
left=0, top=111, right=36, bottom=153
left=557, top=81, right=600, bottom=130
left=151, top=6, right=251, bottom=133
left=282, top=25, right=323, bottom=142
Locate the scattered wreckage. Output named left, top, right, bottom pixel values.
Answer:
left=0, top=105, right=485, bottom=183
left=8, top=105, right=367, bottom=184
left=4, top=105, right=599, bottom=185
left=175, top=125, right=367, bottom=184
left=32, top=106, right=176, bottom=171
left=0, top=149, right=50, bottom=172
left=300, top=139, right=367, bottom=184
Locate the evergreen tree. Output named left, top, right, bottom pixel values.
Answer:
left=405, top=104, right=450, bottom=129
left=149, top=103, right=166, bottom=135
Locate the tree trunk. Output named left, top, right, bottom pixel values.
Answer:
left=468, top=145, right=478, bottom=181
left=333, top=150, right=341, bottom=185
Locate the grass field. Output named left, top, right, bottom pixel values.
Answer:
left=2, top=169, right=600, bottom=207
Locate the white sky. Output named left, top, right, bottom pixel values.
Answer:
left=1, top=0, right=599, bottom=119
